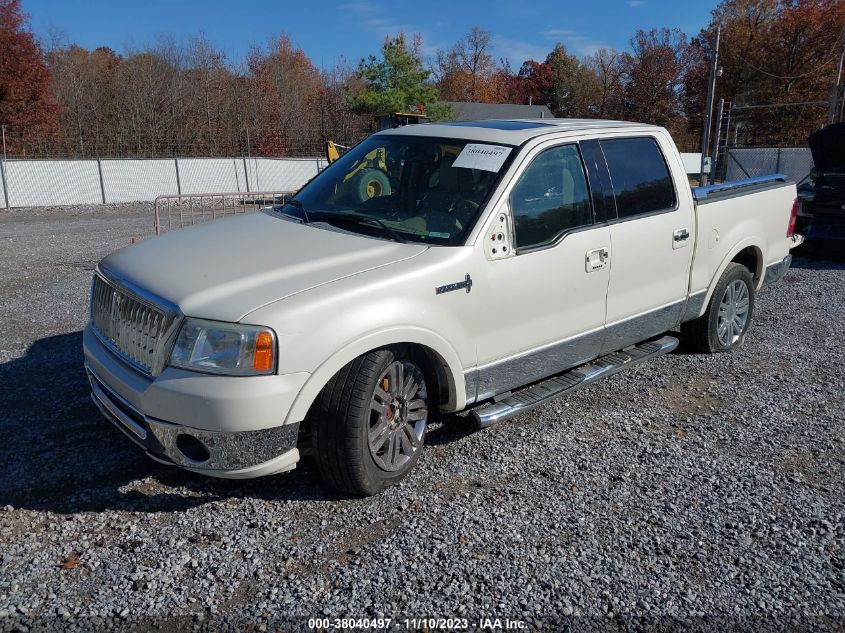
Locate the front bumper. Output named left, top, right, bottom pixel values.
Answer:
left=83, top=325, right=307, bottom=478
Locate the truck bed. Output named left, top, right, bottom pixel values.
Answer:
left=686, top=174, right=798, bottom=316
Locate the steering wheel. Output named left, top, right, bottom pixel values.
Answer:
left=450, top=199, right=479, bottom=227
left=453, top=199, right=479, bottom=212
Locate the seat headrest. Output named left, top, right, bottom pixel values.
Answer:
left=438, top=154, right=459, bottom=191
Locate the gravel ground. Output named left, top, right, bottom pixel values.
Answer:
left=0, top=204, right=843, bottom=632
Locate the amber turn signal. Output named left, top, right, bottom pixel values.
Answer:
left=253, top=331, right=275, bottom=371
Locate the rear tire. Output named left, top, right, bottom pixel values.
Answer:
left=311, top=347, right=429, bottom=496
left=681, top=262, right=755, bottom=354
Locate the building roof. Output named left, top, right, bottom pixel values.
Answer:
left=445, top=101, right=554, bottom=121
left=380, top=118, right=660, bottom=146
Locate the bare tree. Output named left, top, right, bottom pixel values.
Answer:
left=435, top=27, right=499, bottom=102
left=187, top=34, right=227, bottom=154
left=584, top=48, right=625, bottom=118
left=317, top=58, right=369, bottom=144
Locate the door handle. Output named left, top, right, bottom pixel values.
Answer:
left=673, top=228, right=690, bottom=242
left=585, top=247, right=610, bottom=272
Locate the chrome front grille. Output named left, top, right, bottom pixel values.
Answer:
left=90, top=274, right=177, bottom=375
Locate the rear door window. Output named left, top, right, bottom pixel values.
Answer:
left=600, top=137, right=676, bottom=218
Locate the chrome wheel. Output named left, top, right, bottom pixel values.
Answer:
left=717, top=279, right=750, bottom=346
left=368, top=360, right=427, bottom=472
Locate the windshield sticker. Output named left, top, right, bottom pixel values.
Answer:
left=452, top=144, right=512, bottom=172
left=428, top=231, right=450, bottom=239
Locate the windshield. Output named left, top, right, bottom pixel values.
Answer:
left=279, top=134, right=514, bottom=245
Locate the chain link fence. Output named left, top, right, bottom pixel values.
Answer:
left=708, top=100, right=824, bottom=184
left=0, top=123, right=363, bottom=209
left=723, top=147, right=814, bottom=184
left=0, top=155, right=328, bottom=209
left=0, top=119, right=362, bottom=160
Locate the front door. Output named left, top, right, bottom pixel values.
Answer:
left=470, top=142, right=610, bottom=402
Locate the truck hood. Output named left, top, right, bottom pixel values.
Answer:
left=100, top=211, right=428, bottom=322
left=809, top=122, right=845, bottom=173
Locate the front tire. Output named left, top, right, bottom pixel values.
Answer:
left=681, top=262, right=755, bottom=353
left=311, top=348, right=429, bottom=496
left=350, top=168, right=391, bottom=203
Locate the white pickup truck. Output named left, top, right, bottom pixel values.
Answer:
left=84, top=119, right=802, bottom=495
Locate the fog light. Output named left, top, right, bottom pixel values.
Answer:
left=176, top=433, right=210, bottom=463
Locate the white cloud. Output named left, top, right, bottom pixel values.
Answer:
left=340, top=2, right=377, bottom=14
left=341, top=4, right=424, bottom=44
left=337, top=4, right=447, bottom=71
left=542, top=28, right=578, bottom=38
left=540, top=28, right=609, bottom=57
left=493, top=36, right=552, bottom=67
left=362, top=17, right=414, bottom=36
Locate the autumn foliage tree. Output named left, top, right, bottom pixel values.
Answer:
left=42, top=32, right=369, bottom=157
left=621, top=28, right=693, bottom=142
left=685, top=0, right=845, bottom=146
left=246, top=35, right=322, bottom=154
left=435, top=28, right=501, bottom=102
left=2, top=3, right=839, bottom=158
left=491, top=61, right=525, bottom=104
left=545, top=44, right=603, bottom=117
left=0, top=0, right=58, bottom=153
left=516, top=60, right=553, bottom=107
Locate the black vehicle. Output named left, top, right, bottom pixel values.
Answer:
left=797, top=122, right=845, bottom=241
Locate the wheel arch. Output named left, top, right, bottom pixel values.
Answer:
left=730, top=244, right=764, bottom=286
left=284, top=327, right=466, bottom=427
left=695, top=239, right=764, bottom=318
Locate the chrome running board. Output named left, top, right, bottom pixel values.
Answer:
left=470, top=335, right=679, bottom=429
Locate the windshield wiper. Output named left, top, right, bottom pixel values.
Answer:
left=315, top=212, right=407, bottom=244
left=278, top=198, right=311, bottom=223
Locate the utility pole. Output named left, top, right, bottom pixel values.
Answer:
left=829, top=28, right=845, bottom=125
left=1, top=125, right=9, bottom=210
left=711, top=98, right=726, bottom=179
left=700, top=26, right=721, bottom=186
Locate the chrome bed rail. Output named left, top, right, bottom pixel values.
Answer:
left=692, top=173, right=791, bottom=203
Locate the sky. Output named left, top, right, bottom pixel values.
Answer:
left=22, top=0, right=716, bottom=70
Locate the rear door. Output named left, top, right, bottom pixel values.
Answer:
left=598, top=134, right=694, bottom=353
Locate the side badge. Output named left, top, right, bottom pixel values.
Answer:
left=436, top=274, right=473, bottom=295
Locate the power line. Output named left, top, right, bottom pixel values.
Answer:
left=740, top=26, right=845, bottom=81
left=731, top=100, right=827, bottom=111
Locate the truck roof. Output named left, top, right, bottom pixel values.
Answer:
left=377, top=118, right=662, bottom=145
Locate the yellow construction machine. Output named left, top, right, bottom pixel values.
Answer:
left=324, top=111, right=430, bottom=165
left=323, top=110, right=432, bottom=203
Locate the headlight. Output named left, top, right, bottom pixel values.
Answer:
left=169, top=318, right=276, bottom=376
